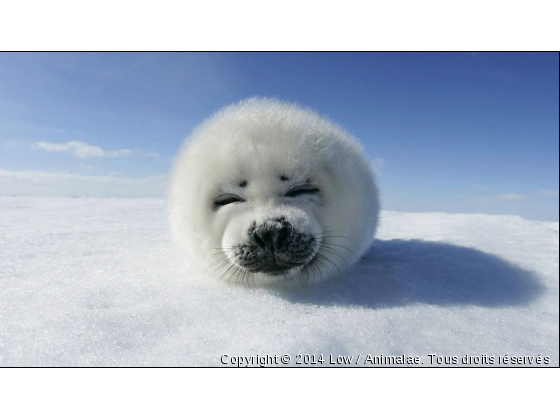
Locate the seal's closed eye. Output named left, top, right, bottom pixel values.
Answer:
left=285, top=185, right=320, bottom=198
left=214, top=193, right=244, bottom=209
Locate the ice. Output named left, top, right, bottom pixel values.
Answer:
left=0, top=197, right=557, bottom=366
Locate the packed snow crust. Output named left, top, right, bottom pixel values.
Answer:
left=0, top=197, right=557, bottom=366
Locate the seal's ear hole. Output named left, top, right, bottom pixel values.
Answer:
left=239, top=180, right=248, bottom=187
left=280, top=175, right=289, bottom=181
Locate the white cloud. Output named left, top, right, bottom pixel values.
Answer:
left=34, top=141, right=158, bottom=159
left=78, top=163, right=96, bottom=170
left=0, top=169, right=166, bottom=197
left=495, top=193, right=527, bottom=200
left=474, top=193, right=528, bottom=202
left=537, top=190, right=559, bottom=197
left=143, top=151, right=161, bottom=159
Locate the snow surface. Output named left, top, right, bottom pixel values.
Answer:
left=0, top=197, right=557, bottom=366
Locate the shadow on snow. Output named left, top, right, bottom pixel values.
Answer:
left=275, top=239, right=544, bottom=309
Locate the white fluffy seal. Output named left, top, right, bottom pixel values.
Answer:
left=169, top=98, right=379, bottom=286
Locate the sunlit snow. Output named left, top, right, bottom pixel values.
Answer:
left=0, top=197, right=557, bottom=366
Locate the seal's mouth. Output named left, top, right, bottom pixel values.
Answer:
left=260, top=263, right=297, bottom=276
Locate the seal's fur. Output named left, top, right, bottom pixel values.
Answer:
left=169, top=98, right=379, bottom=286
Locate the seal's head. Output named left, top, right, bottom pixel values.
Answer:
left=169, top=98, right=379, bottom=286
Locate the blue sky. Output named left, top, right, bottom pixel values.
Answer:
left=0, top=52, right=558, bottom=221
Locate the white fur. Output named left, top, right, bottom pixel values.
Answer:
left=168, top=98, right=379, bottom=286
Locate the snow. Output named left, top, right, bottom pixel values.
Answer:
left=0, top=197, right=557, bottom=366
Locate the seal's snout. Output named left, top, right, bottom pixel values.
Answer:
left=252, top=219, right=291, bottom=253
left=234, top=217, right=317, bottom=275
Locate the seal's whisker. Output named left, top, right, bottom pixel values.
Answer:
left=315, top=254, right=338, bottom=278
left=218, top=260, right=238, bottom=281
left=208, top=257, right=234, bottom=277
left=316, top=252, right=341, bottom=277
left=315, top=235, right=356, bottom=242
left=320, top=243, right=354, bottom=258
left=203, top=257, right=228, bottom=280
left=310, top=230, right=340, bottom=237
left=318, top=247, right=349, bottom=270
left=203, top=250, right=229, bottom=259
left=321, top=242, right=357, bottom=257
left=230, top=265, right=242, bottom=284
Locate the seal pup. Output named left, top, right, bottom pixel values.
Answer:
left=169, top=98, right=379, bottom=286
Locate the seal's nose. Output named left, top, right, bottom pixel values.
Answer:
left=244, top=218, right=315, bottom=275
left=252, top=219, right=291, bottom=253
